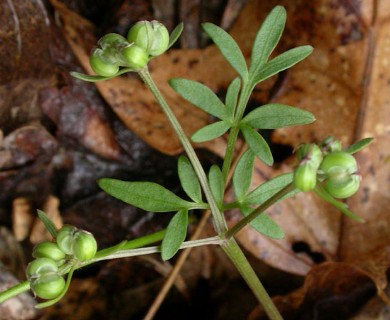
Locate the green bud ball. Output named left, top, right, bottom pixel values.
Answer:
left=121, top=45, right=148, bottom=70
left=320, top=136, right=342, bottom=153
left=293, top=163, right=317, bottom=192
left=127, top=20, right=170, bottom=56
left=26, top=258, right=58, bottom=278
left=72, top=230, right=97, bottom=261
left=324, top=174, right=360, bottom=199
left=30, top=274, right=65, bottom=300
left=98, top=33, right=128, bottom=50
left=56, top=225, right=76, bottom=255
left=297, top=144, right=323, bottom=169
left=32, top=242, right=66, bottom=261
left=90, top=48, right=119, bottom=77
left=320, top=151, right=358, bottom=182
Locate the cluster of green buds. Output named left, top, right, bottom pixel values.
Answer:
left=293, top=137, right=362, bottom=199
left=27, top=225, right=97, bottom=300
left=89, top=20, right=170, bottom=76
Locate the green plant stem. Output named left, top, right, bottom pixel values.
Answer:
left=221, top=81, right=252, bottom=184
left=139, top=68, right=283, bottom=320
left=0, top=232, right=221, bottom=304
left=138, top=67, right=227, bottom=235
left=90, top=236, right=223, bottom=262
left=225, top=183, right=296, bottom=239
left=0, top=230, right=166, bottom=304
left=223, top=240, right=283, bottom=320
left=0, top=281, right=30, bottom=304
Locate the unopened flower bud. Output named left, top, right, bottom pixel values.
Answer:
left=293, top=163, right=317, bottom=191
left=121, top=45, right=148, bottom=70
left=127, top=20, right=170, bottom=56
left=72, top=230, right=97, bottom=261
left=33, top=242, right=66, bottom=261
left=90, top=48, right=119, bottom=77
left=56, top=225, right=76, bottom=255
left=325, top=174, right=360, bottom=199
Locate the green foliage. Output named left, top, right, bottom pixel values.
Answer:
left=98, top=179, right=195, bottom=212
left=208, top=165, right=224, bottom=207
left=249, top=6, right=286, bottom=74
left=168, top=23, right=184, bottom=49
left=240, top=124, right=273, bottom=166
left=240, top=207, right=284, bottom=239
left=161, top=210, right=188, bottom=260
left=37, top=210, right=58, bottom=238
left=178, top=156, right=202, bottom=203
left=241, top=104, right=315, bottom=129
left=202, top=23, right=248, bottom=79
left=344, top=137, right=374, bottom=154
left=314, top=185, right=363, bottom=222
left=243, top=173, right=297, bottom=206
left=191, top=121, right=231, bottom=142
left=233, top=150, right=255, bottom=200
left=225, top=78, right=241, bottom=118
left=251, top=46, right=313, bottom=85
left=169, top=78, right=227, bottom=120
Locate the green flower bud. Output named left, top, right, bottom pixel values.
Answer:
left=297, top=144, right=323, bottom=169
left=98, top=33, right=128, bottom=50
left=56, top=225, right=76, bottom=255
left=121, top=45, right=148, bottom=70
left=127, top=20, right=170, bottom=56
left=90, top=48, right=119, bottom=77
left=26, top=258, right=58, bottom=278
left=320, top=151, right=358, bottom=182
left=324, top=174, right=360, bottom=199
left=72, top=230, right=97, bottom=261
left=32, top=242, right=66, bottom=261
left=320, top=136, right=342, bottom=153
left=293, top=163, right=317, bottom=191
left=30, top=274, right=65, bottom=300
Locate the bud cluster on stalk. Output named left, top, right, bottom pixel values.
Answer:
left=27, top=225, right=97, bottom=300
left=89, top=20, right=170, bottom=76
left=293, top=137, right=361, bottom=198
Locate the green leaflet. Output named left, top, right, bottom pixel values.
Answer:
left=98, top=179, right=194, bottom=212
left=225, top=78, right=241, bottom=119
left=314, top=184, right=364, bottom=222
left=178, top=156, right=202, bottom=203
left=208, top=165, right=224, bottom=207
left=344, top=137, right=374, bottom=154
left=233, top=149, right=255, bottom=200
left=70, top=67, right=134, bottom=82
left=243, top=173, right=297, bottom=206
left=252, top=45, right=313, bottom=85
left=240, top=124, right=273, bottom=166
left=37, top=210, right=58, bottom=238
left=241, top=103, right=315, bottom=129
left=161, top=210, right=188, bottom=260
left=202, top=23, right=248, bottom=79
left=241, top=207, right=284, bottom=239
left=250, top=6, right=286, bottom=75
left=169, top=78, right=227, bottom=120
left=191, top=121, right=231, bottom=143
left=168, top=23, right=184, bottom=49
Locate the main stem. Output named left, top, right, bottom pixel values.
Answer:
left=138, top=68, right=283, bottom=320
left=138, top=68, right=227, bottom=234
